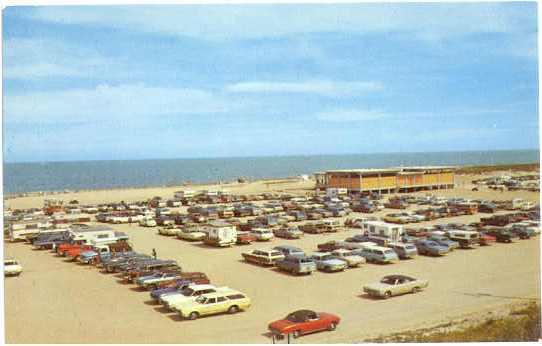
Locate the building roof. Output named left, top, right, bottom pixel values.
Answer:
left=325, top=168, right=401, bottom=174
left=323, top=165, right=456, bottom=175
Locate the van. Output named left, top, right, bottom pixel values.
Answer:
left=359, top=245, right=399, bottom=264
left=446, top=230, right=479, bottom=248
left=386, top=242, right=418, bottom=259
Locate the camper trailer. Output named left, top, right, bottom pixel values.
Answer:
left=359, top=221, right=404, bottom=242
left=203, top=222, right=237, bottom=247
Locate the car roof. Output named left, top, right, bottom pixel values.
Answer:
left=286, top=309, right=318, bottom=321
left=383, top=274, right=415, bottom=281
left=200, top=289, right=243, bottom=299
left=188, top=284, right=216, bottom=290
left=274, top=245, right=302, bottom=251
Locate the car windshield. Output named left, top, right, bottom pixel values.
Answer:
left=181, top=287, right=195, bottom=296
left=381, top=277, right=395, bottom=284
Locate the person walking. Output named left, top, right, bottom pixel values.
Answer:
left=152, top=248, right=157, bottom=259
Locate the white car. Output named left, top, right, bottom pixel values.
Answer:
left=4, top=258, right=23, bottom=276
left=139, top=217, right=157, bottom=227
left=162, top=284, right=225, bottom=311
left=176, top=228, right=206, bottom=241
left=251, top=228, right=274, bottom=241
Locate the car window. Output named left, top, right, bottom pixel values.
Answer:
left=217, top=297, right=226, bottom=302
left=204, top=298, right=216, bottom=304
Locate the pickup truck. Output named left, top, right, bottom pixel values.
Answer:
left=78, top=242, right=133, bottom=264
left=242, top=249, right=285, bottom=266
left=65, top=245, right=94, bottom=260
left=275, top=255, right=317, bottom=275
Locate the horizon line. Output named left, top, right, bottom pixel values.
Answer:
left=4, top=148, right=540, bottom=165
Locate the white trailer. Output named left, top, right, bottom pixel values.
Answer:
left=68, top=225, right=128, bottom=245
left=9, top=218, right=54, bottom=242
left=360, top=221, right=404, bottom=242
left=203, top=222, right=237, bottom=247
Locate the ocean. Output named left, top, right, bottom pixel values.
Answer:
left=3, top=150, right=539, bottom=194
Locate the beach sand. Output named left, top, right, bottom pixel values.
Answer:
left=4, top=173, right=541, bottom=343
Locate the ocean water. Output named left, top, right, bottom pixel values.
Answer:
left=3, top=150, right=539, bottom=194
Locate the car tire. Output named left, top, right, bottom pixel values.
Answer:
left=292, top=330, right=301, bottom=339
left=328, top=322, right=337, bottom=331
left=188, top=311, right=199, bottom=320
left=228, top=305, right=239, bottom=314
left=384, top=291, right=392, bottom=299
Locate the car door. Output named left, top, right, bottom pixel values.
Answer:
left=198, top=297, right=217, bottom=315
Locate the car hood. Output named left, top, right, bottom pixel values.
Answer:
left=268, top=319, right=296, bottom=332
left=363, top=283, right=391, bottom=291
left=319, top=259, right=346, bottom=265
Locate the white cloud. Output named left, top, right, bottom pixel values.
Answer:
left=316, top=109, right=388, bottom=122
left=225, top=80, right=383, bottom=96
left=4, top=38, right=115, bottom=80
left=4, top=83, right=232, bottom=124
left=21, top=3, right=534, bottom=40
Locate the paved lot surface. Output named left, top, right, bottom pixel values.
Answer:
left=5, top=213, right=540, bottom=343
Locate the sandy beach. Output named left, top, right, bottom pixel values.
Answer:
left=4, top=173, right=540, bottom=343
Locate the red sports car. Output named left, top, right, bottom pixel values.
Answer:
left=268, top=310, right=340, bottom=339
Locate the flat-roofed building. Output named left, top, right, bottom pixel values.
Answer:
left=317, top=166, right=456, bottom=194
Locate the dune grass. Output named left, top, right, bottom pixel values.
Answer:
left=368, top=303, right=540, bottom=342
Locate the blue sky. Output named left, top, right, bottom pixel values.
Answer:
left=3, top=3, right=539, bottom=162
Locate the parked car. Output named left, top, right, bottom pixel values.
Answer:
left=330, top=249, right=365, bottom=267
left=310, top=252, right=348, bottom=272
left=415, top=239, right=450, bottom=256
left=273, top=245, right=305, bottom=257
left=299, top=223, right=326, bottom=234
left=162, top=284, right=223, bottom=310
left=251, top=228, right=275, bottom=241
left=158, top=225, right=178, bottom=236
left=275, top=255, right=317, bottom=275
left=428, top=234, right=460, bottom=250
left=176, top=290, right=251, bottom=320
left=386, top=242, right=418, bottom=259
left=136, top=272, right=183, bottom=290
left=484, top=229, right=514, bottom=243
left=359, top=246, right=399, bottom=264
left=177, top=227, right=207, bottom=241
left=4, top=258, right=22, bottom=276
left=268, top=310, right=340, bottom=339
left=478, top=232, right=497, bottom=246
left=274, top=227, right=304, bottom=239
left=236, top=231, right=257, bottom=245
left=242, top=249, right=285, bottom=266
left=446, top=230, right=480, bottom=248
left=363, top=275, right=429, bottom=299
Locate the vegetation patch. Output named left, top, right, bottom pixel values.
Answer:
left=366, top=303, right=541, bottom=342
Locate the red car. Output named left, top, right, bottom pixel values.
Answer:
left=479, top=232, right=496, bottom=246
left=268, top=310, right=340, bottom=339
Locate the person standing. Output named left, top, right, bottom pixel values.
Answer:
left=152, top=248, right=157, bottom=259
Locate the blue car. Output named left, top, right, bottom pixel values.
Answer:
left=149, top=279, right=192, bottom=301
left=428, top=235, right=459, bottom=250
left=415, top=239, right=450, bottom=256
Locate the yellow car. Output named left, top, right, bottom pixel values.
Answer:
left=177, top=290, right=251, bottom=320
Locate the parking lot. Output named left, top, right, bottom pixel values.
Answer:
left=5, top=197, right=540, bottom=343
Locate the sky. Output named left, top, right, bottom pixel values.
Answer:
left=2, top=3, right=539, bottom=163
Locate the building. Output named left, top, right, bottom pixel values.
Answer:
left=316, top=166, right=456, bottom=194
